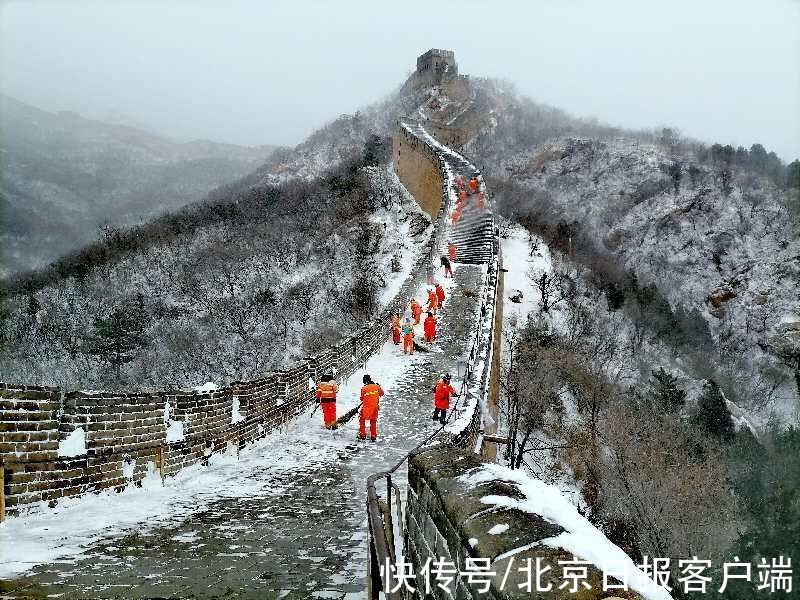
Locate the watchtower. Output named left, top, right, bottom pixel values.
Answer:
left=415, top=49, right=457, bottom=87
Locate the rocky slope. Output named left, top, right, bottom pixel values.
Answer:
left=465, top=87, right=800, bottom=417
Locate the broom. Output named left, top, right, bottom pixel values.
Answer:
left=334, top=402, right=362, bottom=427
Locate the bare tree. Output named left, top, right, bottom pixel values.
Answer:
left=596, top=404, right=738, bottom=562
left=531, top=269, right=569, bottom=313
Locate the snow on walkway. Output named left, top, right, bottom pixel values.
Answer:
left=1, top=266, right=485, bottom=599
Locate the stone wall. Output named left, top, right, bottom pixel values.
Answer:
left=421, top=122, right=469, bottom=150
left=393, top=124, right=445, bottom=219
left=405, top=445, right=642, bottom=600
left=0, top=312, right=407, bottom=514
left=439, top=75, right=470, bottom=104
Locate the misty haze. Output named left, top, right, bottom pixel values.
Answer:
left=0, top=2, right=799, bottom=599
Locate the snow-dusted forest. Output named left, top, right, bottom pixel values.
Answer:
left=0, top=137, right=431, bottom=390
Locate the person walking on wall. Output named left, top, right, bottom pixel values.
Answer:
left=315, top=373, right=339, bottom=429
left=423, top=311, right=437, bottom=342
left=441, top=255, right=453, bottom=278
left=435, top=282, right=445, bottom=308
left=391, top=313, right=401, bottom=345
left=402, top=317, right=415, bottom=355
left=432, top=373, right=458, bottom=425
left=410, top=298, right=423, bottom=324
left=426, top=265, right=435, bottom=286
left=426, top=288, right=439, bottom=314
left=358, top=374, right=385, bottom=441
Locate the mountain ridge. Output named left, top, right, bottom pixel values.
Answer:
left=0, top=94, right=278, bottom=275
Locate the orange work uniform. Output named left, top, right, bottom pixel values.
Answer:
left=427, top=290, right=438, bottom=313
left=402, top=322, right=415, bottom=354
left=435, top=284, right=445, bottom=307
left=315, top=381, right=339, bottom=428
left=432, top=380, right=457, bottom=424
left=410, top=300, right=422, bottom=324
left=359, top=382, right=385, bottom=440
left=423, top=315, right=437, bottom=342
left=448, top=243, right=457, bottom=262
left=391, top=315, right=401, bottom=345
left=469, top=178, right=479, bottom=194
left=434, top=381, right=457, bottom=410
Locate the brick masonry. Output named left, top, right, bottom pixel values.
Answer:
left=393, top=124, right=445, bottom=219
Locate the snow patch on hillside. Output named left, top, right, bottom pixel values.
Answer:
left=365, top=166, right=433, bottom=305
left=494, top=136, right=799, bottom=421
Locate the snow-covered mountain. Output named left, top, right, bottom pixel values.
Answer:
left=0, top=144, right=430, bottom=391
left=422, top=80, right=800, bottom=417
left=0, top=94, right=276, bottom=274
left=487, top=133, right=798, bottom=413
left=2, top=64, right=797, bottom=413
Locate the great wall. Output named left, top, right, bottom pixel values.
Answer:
left=1, top=50, right=650, bottom=600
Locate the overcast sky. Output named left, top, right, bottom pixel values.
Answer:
left=2, top=0, right=799, bottom=160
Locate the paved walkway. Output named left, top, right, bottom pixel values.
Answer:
left=1, top=266, right=484, bottom=600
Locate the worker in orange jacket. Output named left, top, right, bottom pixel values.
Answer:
left=402, top=318, right=415, bottom=355
left=448, top=242, right=457, bottom=263
left=315, top=373, right=339, bottom=429
left=410, top=298, right=422, bottom=324
left=391, top=313, right=401, bottom=345
left=432, top=373, right=458, bottom=424
left=435, top=282, right=445, bottom=308
left=358, top=374, right=385, bottom=441
left=468, top=176, right=479, bottom=194
left=423, top=312, right=437, bottom=342
left=426, top=288, right=438, bottom=314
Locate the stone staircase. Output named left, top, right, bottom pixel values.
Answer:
left=401, top=119, right=495, bottom=265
